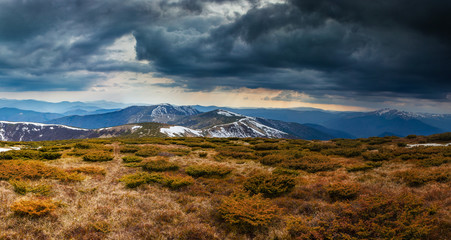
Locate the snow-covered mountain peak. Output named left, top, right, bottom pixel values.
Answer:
left=371, top=108, right=446, bottom=119
left=150, top=104, right=199, bottom=117
left=215, top=109, right=244, bottom=117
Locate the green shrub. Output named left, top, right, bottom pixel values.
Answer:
left=161, top=174, right=194, bottom=189
left=253, top=143, right=279, bottom=151
left=417, top=157, right=450, bottom=167
left=217, top=194, right=280, bottom=232
left=282, top=156, right=340, bottom=173
left=122, top=155, right=143, bottom=163
left=74, top=142, right=95, bottom=149
left=323, top=148, right=362, bottom=157
left=142, top=158, right=179, bottom=172
left=394, top=168, right=450, bottom=187
left=325, top=182, right=360, bottom=201
left=0, top=150, right=40, bottom=160
left=135, top=146, right=161, bottom=157
left=9, top=180, right=52, bottom=196
left=119, top=172, right=157, bottom=188
left=217, top=146, right=256, bottom=159
left=185, top=164, right=232, bottom=178
left=259, top=154, right=286, bottom=166
left=120, top=145, right=139, bottom=153
left=272, top=168, right=300, bottom=176
left=40, top=152, right=62, bottom=160
left=244, top=173, right=296, bottom=198
left=119, top=172, right=193, bottom=189
left=82, top=152, right=114, bottom=162
left=362, top=151, right=392, bottom=161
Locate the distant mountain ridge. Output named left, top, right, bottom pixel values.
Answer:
left=322, top=109, right=444, bottom=138
left=0, top=98, right=128, bottom=114
left=46, top=104, right=201, bottom=129
left=0, top=100, right=449, bottom=140
left=0, top=108, right=344, bottom=141
left=0, top=108, right=64, bottom=123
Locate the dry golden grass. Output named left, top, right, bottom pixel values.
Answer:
left=0, top=137, right=449, bottom=239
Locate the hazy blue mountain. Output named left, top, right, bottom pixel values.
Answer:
left=0, top=98, right=128, bottom=114
left=46, top=104, right=201, bottom=129
left=254, top=118, right=335, bottom=140
left=0, top=107, right=64, bottom=123
left=303, top=123, right=356, bottom=139
left=191, top=105, right=342, bottom=124
left=62, top=108, right=121, bottom=116
left=322, top=109, right=443, bottom=138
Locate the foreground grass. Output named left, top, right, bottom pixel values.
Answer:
left=0, top=135, right=449, bottom=239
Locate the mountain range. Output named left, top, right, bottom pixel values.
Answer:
left=0, top=100, right=449, bottom=141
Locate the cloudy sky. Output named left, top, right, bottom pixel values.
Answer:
left=0, top=0, right=450, bottom=113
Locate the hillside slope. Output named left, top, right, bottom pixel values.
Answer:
left=47, top=104, right=201, bottom=129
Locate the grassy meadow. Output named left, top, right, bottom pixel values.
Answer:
left=0, top=134, right=450, bottom=239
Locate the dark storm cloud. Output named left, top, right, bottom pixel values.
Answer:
left=0, top=0, right=450, bottom=102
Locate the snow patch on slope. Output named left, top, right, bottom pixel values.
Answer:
left=407, top=143, right=451, bottom=147
left=0, top=121, right=88, bottom=131
left=204, top=117, right=288, bottom=138
left=160, top=126, right=202, bottom=137
left=216, top=110, right=243, bottom=117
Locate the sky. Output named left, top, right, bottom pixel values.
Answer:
left=0, top=0, right=450, bottom=113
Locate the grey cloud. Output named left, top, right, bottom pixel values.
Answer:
left=0, top=0, right=449, bottom=106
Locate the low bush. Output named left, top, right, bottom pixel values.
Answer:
left=120, top=172, right=194, bottom=189
left=58, top=172, right=86, bottom=182
left=119, top=172, right=156, bottom=188
left=185, top=164, right=232, bottom=178
left=162, top=173, right=194, bottom=189
left=417, top=156, right=450, bottom=167
left=82, top=152, right=114, bottom=162
left=9, top=180, right=52, bottom=196
left=243, top=173, right=296, bottom=198
left=253, top=143, right=279, bottom=151
left=0, top=161, right=63, bottom=180
left=362, top=151, right=392, bottom=161
left=0, top=150, right=40, bottom=160
left=325, top=182, right=360, bottom=201
left=122, top=155, right=143, bottom=163
left=313, top=194, right=437, bottom=239
left=272, top=168, right=300, bottom=176
left=281, top=156, right=340, bottom=173
left=74, top=142, right=95, bottom=149
left=259, top=154, right=286, bottom=166
left=198, top=152, right=208, bottom=158
left=40, top=152, right=62, bottom=160
left=167, top=148, right=191, bottom=156
left=323, top=147, right=362, bottom=157
left=394, top=168, right=450, bottom=187
left=346, top=162, right=382, bottom=172
left=10, top=197, right=58, bottom=217
left=217, top=194, right=280, bottom=232
left=142, top=158, right=179, bottom=172
left=135, top=146, right=161, bottom=157
left=217, top=146, right=256, bottom=159
left=120, top=145, right=139, bottom=153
